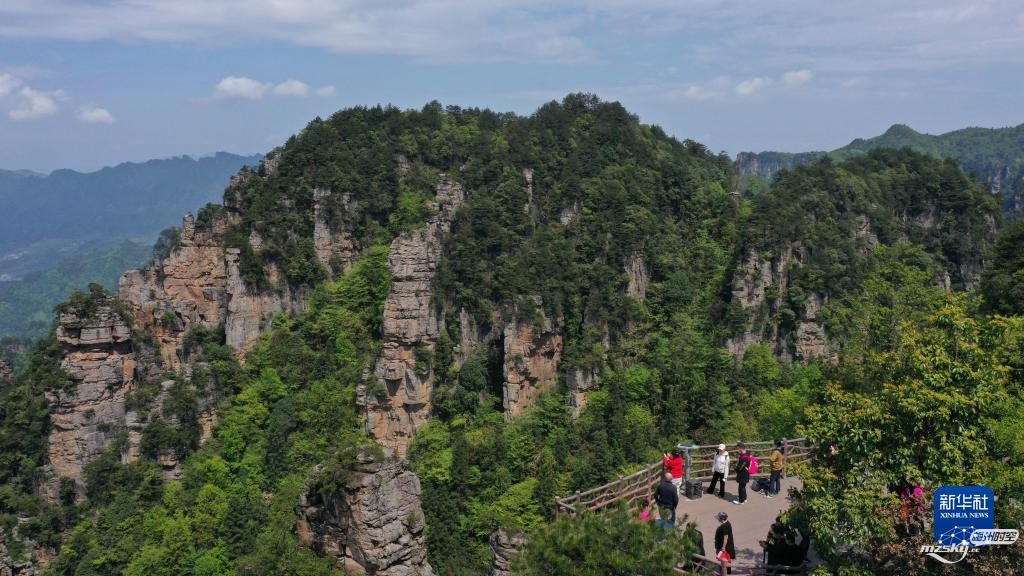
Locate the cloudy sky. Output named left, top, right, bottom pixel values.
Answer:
left=1, top=0, right=1022, bottom=172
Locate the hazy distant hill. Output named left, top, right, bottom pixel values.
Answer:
left=0, top=152, right=261, bottom=281
left=0, top=152, right=259, bottom=339
left=0, top=240, right=151, bottom=340
left=735, top=123, right=1024, bottom=218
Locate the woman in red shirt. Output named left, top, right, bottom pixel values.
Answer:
left=664, top=448, right=684, bottom=491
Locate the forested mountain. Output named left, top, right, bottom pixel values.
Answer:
left=0, top=96, right=1021, bottom=576
left=736, top=123, right=1024, bottom=219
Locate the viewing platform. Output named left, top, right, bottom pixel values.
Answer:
left=555, top=439, right=815, bottom=575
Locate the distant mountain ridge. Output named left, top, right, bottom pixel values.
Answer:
left=0, top=152, right=260, bottom=339
left=735, top=123, right=1024, bottom=218
left=0, top=152, right=261, bottom=282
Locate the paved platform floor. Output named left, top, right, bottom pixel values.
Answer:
left=676, top=476, right=810, bottom=565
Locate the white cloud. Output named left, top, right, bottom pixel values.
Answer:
left=782, top=69, right=813, bottom=86
left=210, top=76, right=323, bottom=100
left=0, top=0, right=592, bottom=64
left=212, top=75, right=270, bottom=100
left=9, top=86, right=60, bottom=120
left=1, top=1, right=1023, bottom=71
left=841, top=76, right=868, bottom=88
left=0, top=72, right=22, bottom=96
left=736, top=76, right=772, bottom=96
left=77, top=104, right=115, bottom=124
left=271, top=78, right=309, bottom=97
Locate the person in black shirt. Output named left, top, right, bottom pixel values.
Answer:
left=782, top=531, right=804, bottom=568
left=733, top=446, right=750, bottom=505
left=759, top=523, right=787, bottom=566
left=714, top=511, right=735, bottom=563
left=655, top=473, right=679, bottom=524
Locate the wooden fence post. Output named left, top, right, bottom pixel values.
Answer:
left=782, top=438, right=789, bottom=479
left=683, top=445, right=692, bottom=484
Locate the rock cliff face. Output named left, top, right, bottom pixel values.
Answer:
left=0, top=526, right=45, bottom=576
left=725, top=245, right=830, bottom=362
left=487, top=529, right=526, bottom=576
left=566, top=366, right=599, bottom=417
left=1004, top=177, right=1024, bottom=220
left=118, top=213, right=231, bottom=368
left=119, top=207, right=318, bottom=365
left=313, top=188, right=359, bottom=275
left=296, top=456, right=433, bottom=576
left=896, top=208, right=991, bottom=290
left=0, top=358, right=13, bottom=383
left=45, top=306, right=135, bottom=494
left=625, top=252, right=648, bottom=301
left=734, top=151, right=826, bottom=190
left=502, top=305, right=563, bottom=417
left=362, top=178, right=464, bottom=456
left=223, top=249, right=307, bottom=352
left=42, top=301, right=187, bottom=498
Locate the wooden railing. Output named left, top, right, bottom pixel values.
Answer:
left=555, top=438, right=811, bottom=516
left=553, top=461, right=665, bottom=516
left=676, top=555, right=809, bottom=576
left=683, top=438, right=811, bottom=484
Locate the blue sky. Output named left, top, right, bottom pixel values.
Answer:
left=1, top=0, right=1022, bottom=172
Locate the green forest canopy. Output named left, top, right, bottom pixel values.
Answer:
left=0, top=96, right=1021, bottom=575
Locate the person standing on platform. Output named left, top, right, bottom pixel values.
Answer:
left=707, top=444, right=729, bottom=499
left=664, top=448, right=684, bottom=492
left=733, top=444, right=751, bottom=505
left=655, top=473, right=679, bottom=524
left=767, top=440, right=785, bottom=498
left=714, top=511, right=736, bottom=565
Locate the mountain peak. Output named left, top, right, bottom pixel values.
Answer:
left=882, top=123, right=919, bottom=137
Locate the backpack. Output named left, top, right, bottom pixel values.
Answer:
left=748, top=454, right=759, bottom=475
left=735, top=454, right=748, bottom=475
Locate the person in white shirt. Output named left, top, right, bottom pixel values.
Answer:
left=706, top=444, right=730, bottom=499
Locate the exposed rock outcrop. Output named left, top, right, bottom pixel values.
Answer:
left=454, top=307, right=488, bottom=365
left=119, top=195, right=332, bottom=362
left=223, top=250, right=307, bottom=352
left=502, top=304, right=563, bottom=417
left=46, top=306, right=135, bottom=494
left=625, top=251, right=648, bottom=301
left=362, top=178, right=465, bottom=456
left=119, top=212, right=230, bottom=367
left=567, top=366, right=599, bottom=417
left=0, top=358, right=13, bottom=383
left=522, top=168, right=534, bottom=215
left=852, top=215, right=879, bottom=254
left=0, top=526, right=46, bottom=576
left=558, top=203, right=579, bottom=225
left=725, top=248, right=790, bottom=359
left=734, top=151, right=826, bottom=190
left=794, top=293, right=828, bottom=362
left=724, top=245, right=832, bottom=362
left=488, top=529, right=526, bottom=576
left=296, top=456, right=433, bottom=576
left=313, top=188, right=359, bottom=275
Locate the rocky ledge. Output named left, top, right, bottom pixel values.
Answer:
left=296, top=456, right=434, bottom=576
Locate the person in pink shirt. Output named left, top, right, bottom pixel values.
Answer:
left=639, top=498, right=655, bottom=521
